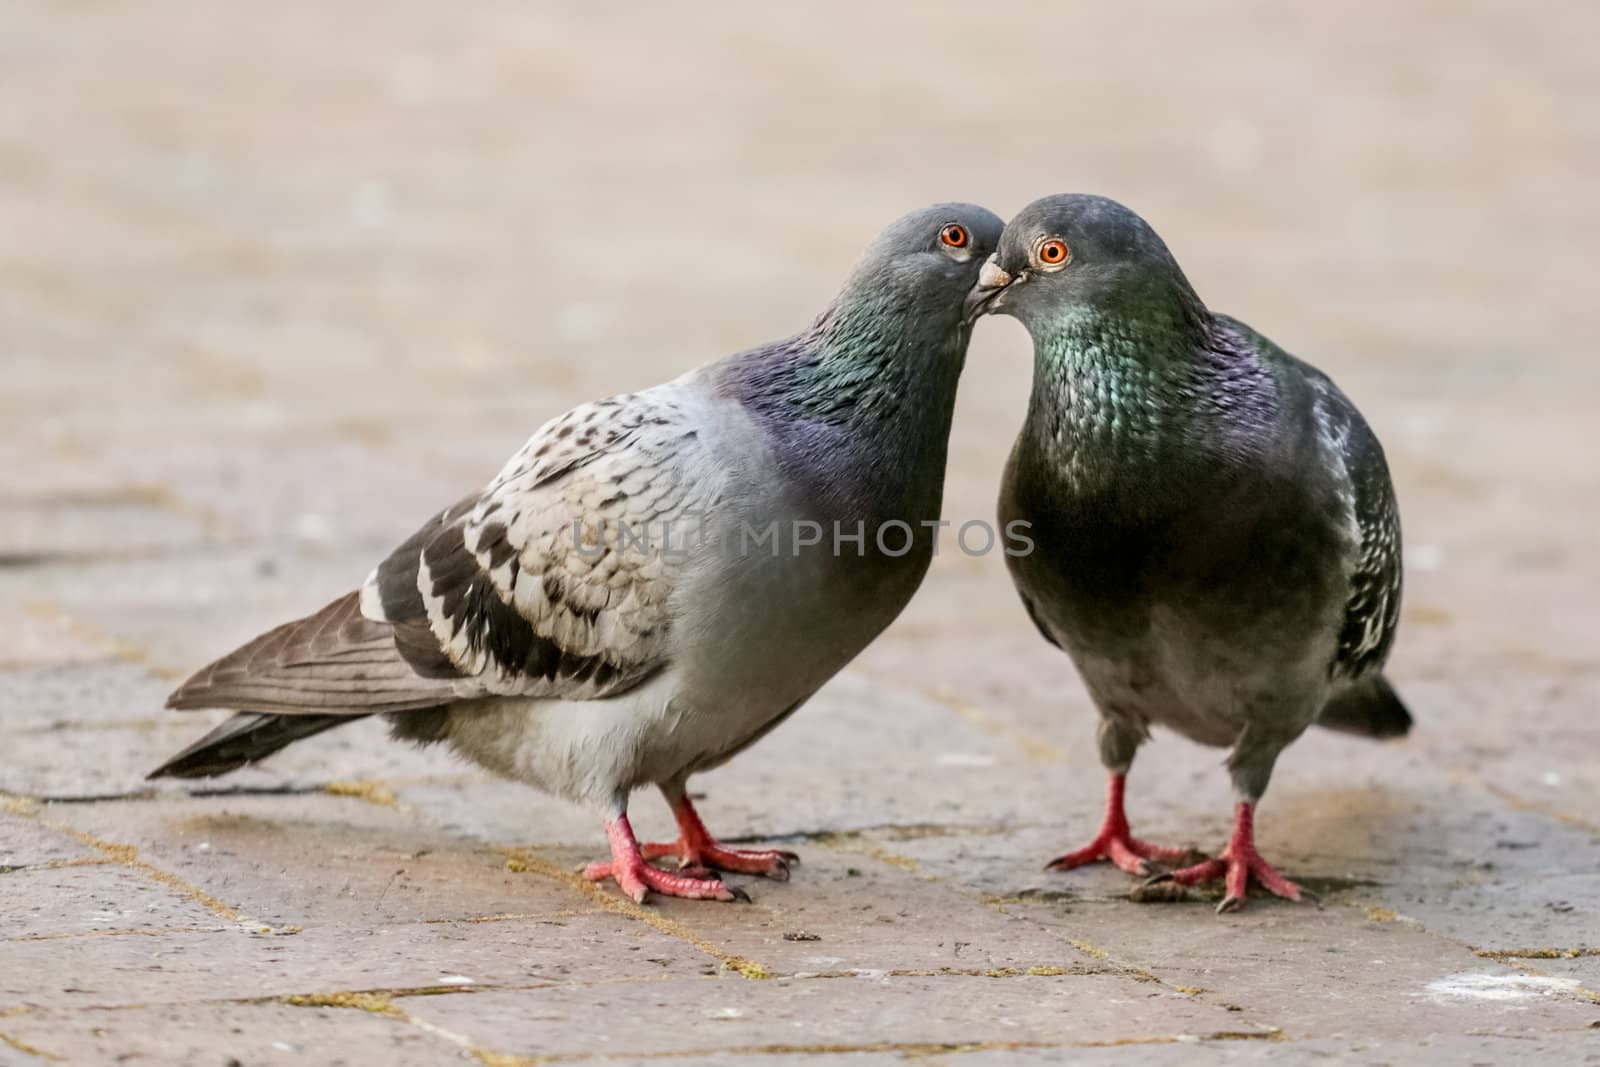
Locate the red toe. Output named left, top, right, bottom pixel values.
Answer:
left=692, top=843, right=795, bottom=879
left=629, top=862, right=736, bottom=902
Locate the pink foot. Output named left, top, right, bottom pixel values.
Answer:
left=587, top=795, right=797, bottom=883
left=1047, top=773, right=1199, bottom=877
left=1159, top=801, right=1311, bottom=913
left=583, top=798, right=796, bottom=901
left=670, top=795, right=798, bottom=878
left=582, top=814, right=740, bottom=903
left=584, top=845, right=792, bottom=883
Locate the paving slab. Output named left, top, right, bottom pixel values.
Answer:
left=0, top=914, right=715, bottom=1013
left=402, top=973, right=1267, bottom=1062
left=0, top=1002, right=463, bottom=1066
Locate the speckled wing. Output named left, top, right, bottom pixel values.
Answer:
left=360, top=387, right=718, bottom=701
left=1309, top=377, right=1403, bottom=681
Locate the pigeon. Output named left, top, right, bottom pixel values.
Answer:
left=964, top=194, right=1409, bottom=912
left=151, top=202, right=1004, bottom=903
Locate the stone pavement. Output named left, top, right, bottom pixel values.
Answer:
left=3, top=1, right=1599, bottom=1063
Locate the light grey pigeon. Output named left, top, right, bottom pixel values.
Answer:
left=965, top=193, right=1409, bottom=912
left=152, top=203, right=1004, bottom=903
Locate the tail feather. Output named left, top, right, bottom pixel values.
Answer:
left=148, top=712, right=359, bottom=779
left=1315, top=674, right=1413, bottom=739
left=155, top=591, right=459, bottom=779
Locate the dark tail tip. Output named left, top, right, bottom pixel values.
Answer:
left=146, top=743, right=253, bottom=781
left=148, top=712, right=359, bottom=781
left=1316, top=675, right=1412, bottom=739
left=146, top=755, right=239, bottom=781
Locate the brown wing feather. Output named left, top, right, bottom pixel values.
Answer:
left=165, top=592, right=456, bottom=715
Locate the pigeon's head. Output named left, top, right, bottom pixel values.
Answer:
left=963, top=194, right=1199, bottom=327
left=839, top=202, right=1005, bottom=327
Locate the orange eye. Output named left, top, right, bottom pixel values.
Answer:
left=939, top=223, right=969, bottom=249
left=1036, top=239, right=1070, bottom=267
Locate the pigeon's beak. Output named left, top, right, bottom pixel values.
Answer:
left=962, top=256, right=1014, bottom=324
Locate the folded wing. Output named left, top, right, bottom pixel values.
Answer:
left=165, top=388, right=713, bottom=723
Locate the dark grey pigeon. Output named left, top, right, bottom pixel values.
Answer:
left=152, top=202, right=1004, bottom=904
left=966, top=193, right=1409, bottom=913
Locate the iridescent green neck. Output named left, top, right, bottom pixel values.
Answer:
left=723, top=286, right=968, bottom=522
left=781, top=288, right=966, bottom=429
left=1023, top=304, right=1206, bottom=483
